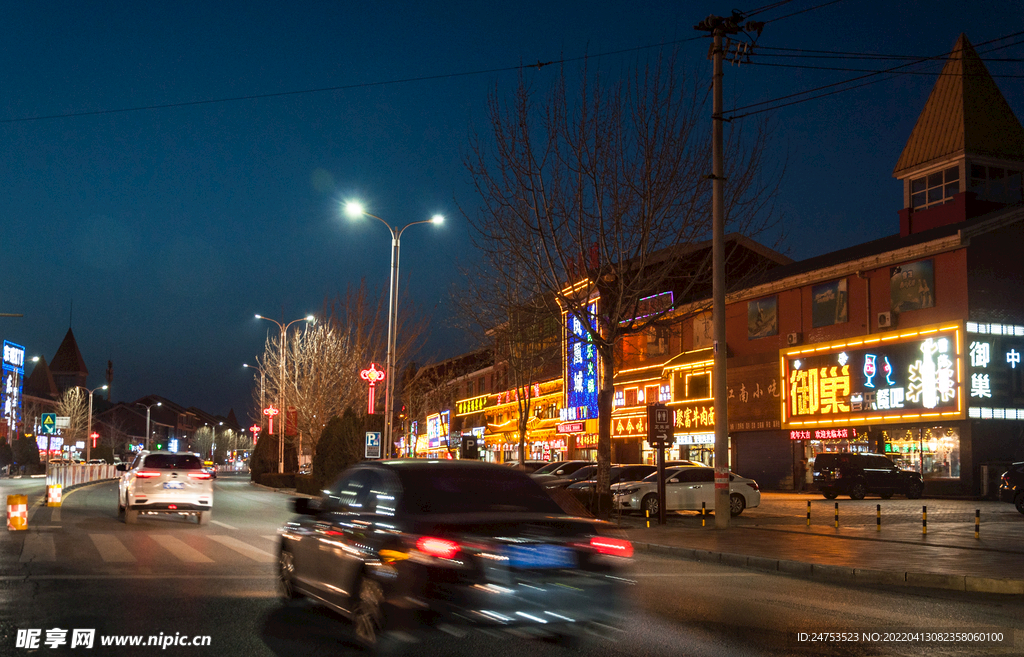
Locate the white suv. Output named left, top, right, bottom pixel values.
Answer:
left=118, top=451, right=214, bottom=525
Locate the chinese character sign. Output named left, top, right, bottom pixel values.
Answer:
left=562, top=302, right=599, bottom=422
left=781, top=324, right=963, bottom=428
left=1, top=341, right=25, bottom=439
left=966, top=322, right=1024, bottom=419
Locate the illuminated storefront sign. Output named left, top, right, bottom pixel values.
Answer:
left=561, top=302, right=599, bottom=422
left=576, top=433, right=599, bottom=447
left=456, top=395, right=492, bottom=416
left=674, top=433, right=714, bottom=445
left=674, top=405, right=715, bottom=431
left=1, top=341, right=25, bottom=439
left=966, top=322, right=1024, bottom=420
left=789, top=428, right=853, bottom=441
left=781, top=323, right=964, bottom=428
left=557, top=421, right=585, bottom=434
left=612, top=415, right=646, bottom=438
left=426, top=414, right=441, bottom=449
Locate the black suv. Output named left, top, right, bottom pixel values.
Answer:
left=812, top=452, right=924, bottom=500
left=999, top=462, right=1024, bottom=515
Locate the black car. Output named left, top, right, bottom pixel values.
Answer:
left=278, top=460, right=633, bottom=649
left=812, top=452, right=924, bottom=500
left=999, top=462, right=1024, bottom=514
left=567, top=464, right=658, bottom=491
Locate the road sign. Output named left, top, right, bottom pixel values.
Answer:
left=646, top=403, right=672, bottom=446
left=365, top=431, right=381, bottom=459
left=55, top=416, right=70, bottom=429
left=41, top=414, right=56, bottom=435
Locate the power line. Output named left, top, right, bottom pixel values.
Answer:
left=764, top=0, right=843, bottom=23
left=723, top=30, right=1024, bottom=118
left=747, top=60, right=1024, bottom=76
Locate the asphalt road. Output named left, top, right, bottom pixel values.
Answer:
left=1, top=475, right=1020, bottom=656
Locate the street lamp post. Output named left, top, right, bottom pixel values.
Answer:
left=344, top=202, right=443, bottom=459
left=256, top=314, right=314, bottom=473
left=79, top=385, right=108, bottom=462
left=135, top=401, right=162, bottom=451
left=243, top=363, right=265, bottom=421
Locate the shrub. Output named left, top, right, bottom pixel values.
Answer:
left=294, top=474, right=322, bottom=497
left=312, top=408, right=364, bottom=490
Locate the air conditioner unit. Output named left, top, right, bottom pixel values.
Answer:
left=878, top=311, right=896, bottom=328
left=786, top=332, right=801, bottom=346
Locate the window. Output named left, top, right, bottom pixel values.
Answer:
left=910, top=166, right=958, bottom=210
left=625, top=388, right=638, bottom=407
left=645, top=385, right=660, bottom=406
left=970, top=164, right=1023, bottom=204
left=614, top=390, right=625, bottom=408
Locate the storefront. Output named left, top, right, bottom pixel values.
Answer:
left=782, top=321, right=968, bottom=492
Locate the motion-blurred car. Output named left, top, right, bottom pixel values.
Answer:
left=611, top=466, right=760, bottom=516
left=202, top=460, right=218, bottom=479
left=999, top=462, right=1024, bottom=515
left=278, top=460, right=633, bottom=649
left=117, top=451, right=214, bottom=524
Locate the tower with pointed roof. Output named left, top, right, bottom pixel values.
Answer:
left=894, top=34, right=1024, bottom=236
left=50, top=328, right=89, bottom=394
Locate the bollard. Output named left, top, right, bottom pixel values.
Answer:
left=876, top=504, right=881, bottom=532
left=806, top=500, right=811, bottom=527
left=922, top=505, right=927, bottom=535
left=701, top=502, right=706, bottom=527
left=46, top=485, right=62, bottom=508
left=834, top=502, right=839, bottom=528
left=645, top=509, right=650, bottom=529
left=7, top=495, right=28, bottom=531
left=975, top=509, right=980, bottom=540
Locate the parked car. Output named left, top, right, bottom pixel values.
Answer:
left=531, top=460, right=595, bottom=479
left=611, top=466, right=760, bottom=516
left=530, top=460, right=571, bottom=475
left=812, top=452, right=924, bottom=500
left=999, top=462, right=1024, bottom=514
left=567, top=464, right=658, bottom=492
left=503, top=460, right=549, bottom=473
left=87, top=458, right=107, bottom=465
left=278, top=460, right=633, bottom=648
left=117, top=451, right=214, bottom=524
left=533, top=464, right=601, bottom=490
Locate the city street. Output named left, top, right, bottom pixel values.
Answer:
left=2, top=477, right=1022, bottom=655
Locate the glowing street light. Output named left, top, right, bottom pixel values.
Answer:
left=135, top=401, right=162, bottom=451
left=255, top=314, right=314, bottom=473
left=345, top=201, right=443, bottom=458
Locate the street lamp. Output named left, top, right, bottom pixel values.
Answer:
left=78, top=385, right=108, bottom=462
left=206, top=421, right=223, bottom=461
left=243, top=363, right=265, bottom=421
left=135, top=401, right=161, bottom=451
left=256, top=314, right=314, bottom=473
left=344, top=201, right=443, bottom=458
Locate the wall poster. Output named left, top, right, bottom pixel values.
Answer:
left=812, top=279, right=848, bottom=328
left=747, top=296, right=778, bottom=340
left=890, top=260, right=935, bottom=313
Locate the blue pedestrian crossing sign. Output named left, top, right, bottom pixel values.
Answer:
left=42, top=413, right=57, bottom=435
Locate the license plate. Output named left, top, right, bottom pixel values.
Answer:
left=505, top=544, right=576, bottom=569
left=164, top=482, right=184, bottom=489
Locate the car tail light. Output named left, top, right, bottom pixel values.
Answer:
left=746, top=481, right=760, bottom=491
left=590, top=536, right=633, bottom=558
left=188, top=472, right=212, bottom=480
left=135, top=471, right=161, bottom=478
left=416, top=536, right=460, bottom=559
left=168, top=504, right=177, bottom=509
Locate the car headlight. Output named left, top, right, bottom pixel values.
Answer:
left=616, top=487, right=640, bottom=496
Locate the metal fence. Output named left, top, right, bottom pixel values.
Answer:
left=46, top=464, right=119, bottom=489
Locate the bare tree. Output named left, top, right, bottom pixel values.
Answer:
left=462, top=55, right=782, bottom=501
left=55, top=388, right=89, bottom=447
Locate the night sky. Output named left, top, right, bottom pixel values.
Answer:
left=2, top=1, right=1021, bottom=420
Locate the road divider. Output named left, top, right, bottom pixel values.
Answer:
left=7, top=495, right=28, bottom=530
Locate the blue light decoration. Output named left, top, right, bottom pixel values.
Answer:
left=2, top=341, right=25, bottom=440
left=561, top=302, right=599, bottom=422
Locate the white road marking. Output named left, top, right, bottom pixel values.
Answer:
left=207, top=535, right=276, bottom=563
left=20, top=534, right=56, bottom=562
left=89, top=534, right=136, bottom=562
left=150, top=535, right=214, bottom=563
left=211, top=520, right=237, bottom=530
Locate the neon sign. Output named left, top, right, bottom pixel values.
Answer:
left=360, top=363, right=386, bottom=415
left=966, top=322, right=1024, bottom=419
left=561, top=301, right=599, bottom=422
left=263, top=405, right=279, bottom=434
left=1, top=341, right=24, bottom=439
left=781, top=322, right=963, bottom=428
left=249, top=424, right=261, bottom=444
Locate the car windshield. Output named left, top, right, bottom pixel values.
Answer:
left=532, top=461, right=567, bottom=475
left=568, top=465, right=597, bottom=481
left=142, top=454, right=204, bottom=470
left=395, top=466, right=564, bottom=514
left=641, top=467, right=686, bottom=483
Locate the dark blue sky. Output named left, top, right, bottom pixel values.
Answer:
left=2, top=1, right=1021, bottom=419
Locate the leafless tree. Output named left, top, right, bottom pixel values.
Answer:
left=55, top=388, right=89, bottom=446
left=462, top=54, right=783, bottom=499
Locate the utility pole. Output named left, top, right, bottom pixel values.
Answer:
left=695, top=11, right=761, bottom=529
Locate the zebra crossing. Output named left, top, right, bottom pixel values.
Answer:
left=17, top=531, right=281, bottom=565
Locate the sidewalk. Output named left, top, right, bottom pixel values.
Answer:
left=618, top=495, right=1024, bottom=595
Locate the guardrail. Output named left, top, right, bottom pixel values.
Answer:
left=46, top=464, right=118, bottom=489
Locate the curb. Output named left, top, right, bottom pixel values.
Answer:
left=33, top=477, right=119, bottom=504
left=630, top=541, right=1024, bottom=595
left=248, top=481, right=318, bottom=499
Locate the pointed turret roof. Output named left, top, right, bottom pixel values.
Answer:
left=50, top=328, right=88, bottom=375
left=24, top=356, right=58, bottom=400
left=893, top=34, right=1024, bottom=177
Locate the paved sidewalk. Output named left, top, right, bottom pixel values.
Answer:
left=617, top=494, right=1024, bottom=594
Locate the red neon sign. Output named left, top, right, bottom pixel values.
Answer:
left=360, top=363, right=386, bottom=415
left=263, top=406, right=279, bottom=433
left=90, top=432, right=99, bottom=448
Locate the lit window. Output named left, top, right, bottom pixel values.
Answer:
left=910, top=166, right=958, bottom=210
left=659, top=385, right=671, bottom=402
left=625, top=388, right=638, bottom=407
left=614, top=390, right=625, bottom=408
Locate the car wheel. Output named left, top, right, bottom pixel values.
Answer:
left=124, top=508, right=139, bottom=524
left=278, top=549, right=302, bottom=600
left=353, top=576, right=388, bottom=649
left=729, top=493, right=745, bottom=517
left=197, top=511, right=211, bottom=525
left=640, top=494, right=659, bottom=517
left=821, top=489, right=838, bottom=500
left=905, top=480, right=924, bottom=500
left=1015, top=492, right=1024, bottom=516
left=849, top=482, right=867, bottom=500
